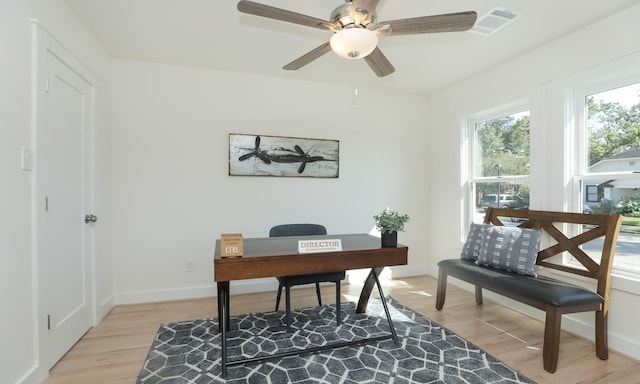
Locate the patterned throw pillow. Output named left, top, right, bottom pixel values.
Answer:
left=460, top=223, right=487, bottom=261
left=475, top=225, right=542, bottom=277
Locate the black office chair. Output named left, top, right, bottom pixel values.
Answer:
left=269, top=224, right=346, bottom=330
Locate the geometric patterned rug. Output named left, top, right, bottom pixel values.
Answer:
left=137, top=297, right=536, bottom=383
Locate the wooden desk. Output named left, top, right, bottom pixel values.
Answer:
left=214, top=233, right=408, bottom=377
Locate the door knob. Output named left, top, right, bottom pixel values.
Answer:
left=85, top=214, right=98, bottom=224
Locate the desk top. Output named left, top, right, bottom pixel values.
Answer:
left=214, top=233, right=408, bottom=281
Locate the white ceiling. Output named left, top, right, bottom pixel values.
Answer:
left=64, top=0, right=638, bottom=96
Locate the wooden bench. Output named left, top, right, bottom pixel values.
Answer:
left=435, top=207, right=622, bottom=373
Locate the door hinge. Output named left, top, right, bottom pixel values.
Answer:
left=47, top=315, right=51, bottom=330
left=45, top=196, right=49, bottom=212
left=45, top=76, right=49, bottom=93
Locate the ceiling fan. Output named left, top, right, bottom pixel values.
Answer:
left=237, top=0, right=477, bottom=77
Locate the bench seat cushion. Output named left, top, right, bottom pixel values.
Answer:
left=438, top=259, right=604, bottom=308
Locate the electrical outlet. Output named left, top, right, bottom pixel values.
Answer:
left=185, top=259, right=194, bottom=272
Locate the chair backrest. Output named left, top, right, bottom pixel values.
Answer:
left=484, top=207, right=622, bottom=309
left=269, top=224, right=327, bottom=237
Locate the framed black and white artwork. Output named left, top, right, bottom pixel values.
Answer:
left=229, top=134, right=339, bottom=178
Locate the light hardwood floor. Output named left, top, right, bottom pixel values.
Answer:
left=45, top=275, right=640, bottom=383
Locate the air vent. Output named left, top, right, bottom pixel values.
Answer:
left=469, top=6, right=520, bottom=36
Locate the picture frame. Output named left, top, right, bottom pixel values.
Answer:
left=229, top=134, right=339, bottom=178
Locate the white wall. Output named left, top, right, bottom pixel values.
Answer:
left=426, top=4, right=640, bottom=360
left=0, top=3, right=36, bottom=383
left=110, top=60, right=430, bottom=303
left=0, top=1, right=111, bottom=383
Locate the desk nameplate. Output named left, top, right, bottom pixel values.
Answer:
left=298, top=239, right=342, bottom=254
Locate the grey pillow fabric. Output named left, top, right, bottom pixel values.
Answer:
left=460, top=223, right=487, bottom=260
left=475, top=225, right=542, bottom=277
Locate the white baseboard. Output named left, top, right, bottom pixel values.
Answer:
left=111, top=267, right=421, bottom=306
left=390, top=264, right=429, bottom=278
left=114, top=284, right=218, bottom=305
left=560, top=312, right=640, bottom=360
left=113, top=278, right=287, bottom=305
left=16, top=365, right=39, bottom=384
left=97, top=295, right=114, bottom=323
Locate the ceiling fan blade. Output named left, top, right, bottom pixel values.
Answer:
left=283, top=42, right=332, bottom=71
left=350, top=0, right=380, bottom=25
left=374, top=11, right=477, bottom=36
left=364, top=47, right=395, bottom=77
left=238, top=1, right=336, bottom=31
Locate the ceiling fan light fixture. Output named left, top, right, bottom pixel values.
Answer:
left=329, top=28, right=378, bottom=59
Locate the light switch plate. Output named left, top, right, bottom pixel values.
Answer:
left=21, top=146, right=33, bottom=171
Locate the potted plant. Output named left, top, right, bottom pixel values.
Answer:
left=373, top=208, right=410, bottom=247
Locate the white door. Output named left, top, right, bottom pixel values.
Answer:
left=36, top=35, right=95, bottom=371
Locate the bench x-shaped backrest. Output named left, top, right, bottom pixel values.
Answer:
left=484, top=208, right=622, bottom=303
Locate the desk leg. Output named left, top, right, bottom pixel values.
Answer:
left=217, top=282, right=230, bottom=378
left=217, top=282, right=230, bottom=332
left=356, top=267, right=384, bottom=313
left=356, top=267, right=399, bottom=345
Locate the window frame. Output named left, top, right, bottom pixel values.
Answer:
left=566, top=58, right=640, bottom=282
left=462, top=100, right=531, bottom=236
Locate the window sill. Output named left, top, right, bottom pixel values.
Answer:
left=611, top=272, right=640, bottom=295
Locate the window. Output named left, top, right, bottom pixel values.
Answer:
left=585, top=185, right=600, bottom=203
left=574, top=80, right=640, bottom=275
left=464, top=104, right=531, bottom=226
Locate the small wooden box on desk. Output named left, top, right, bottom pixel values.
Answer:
left=220, top=233, right=243, bottom=258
